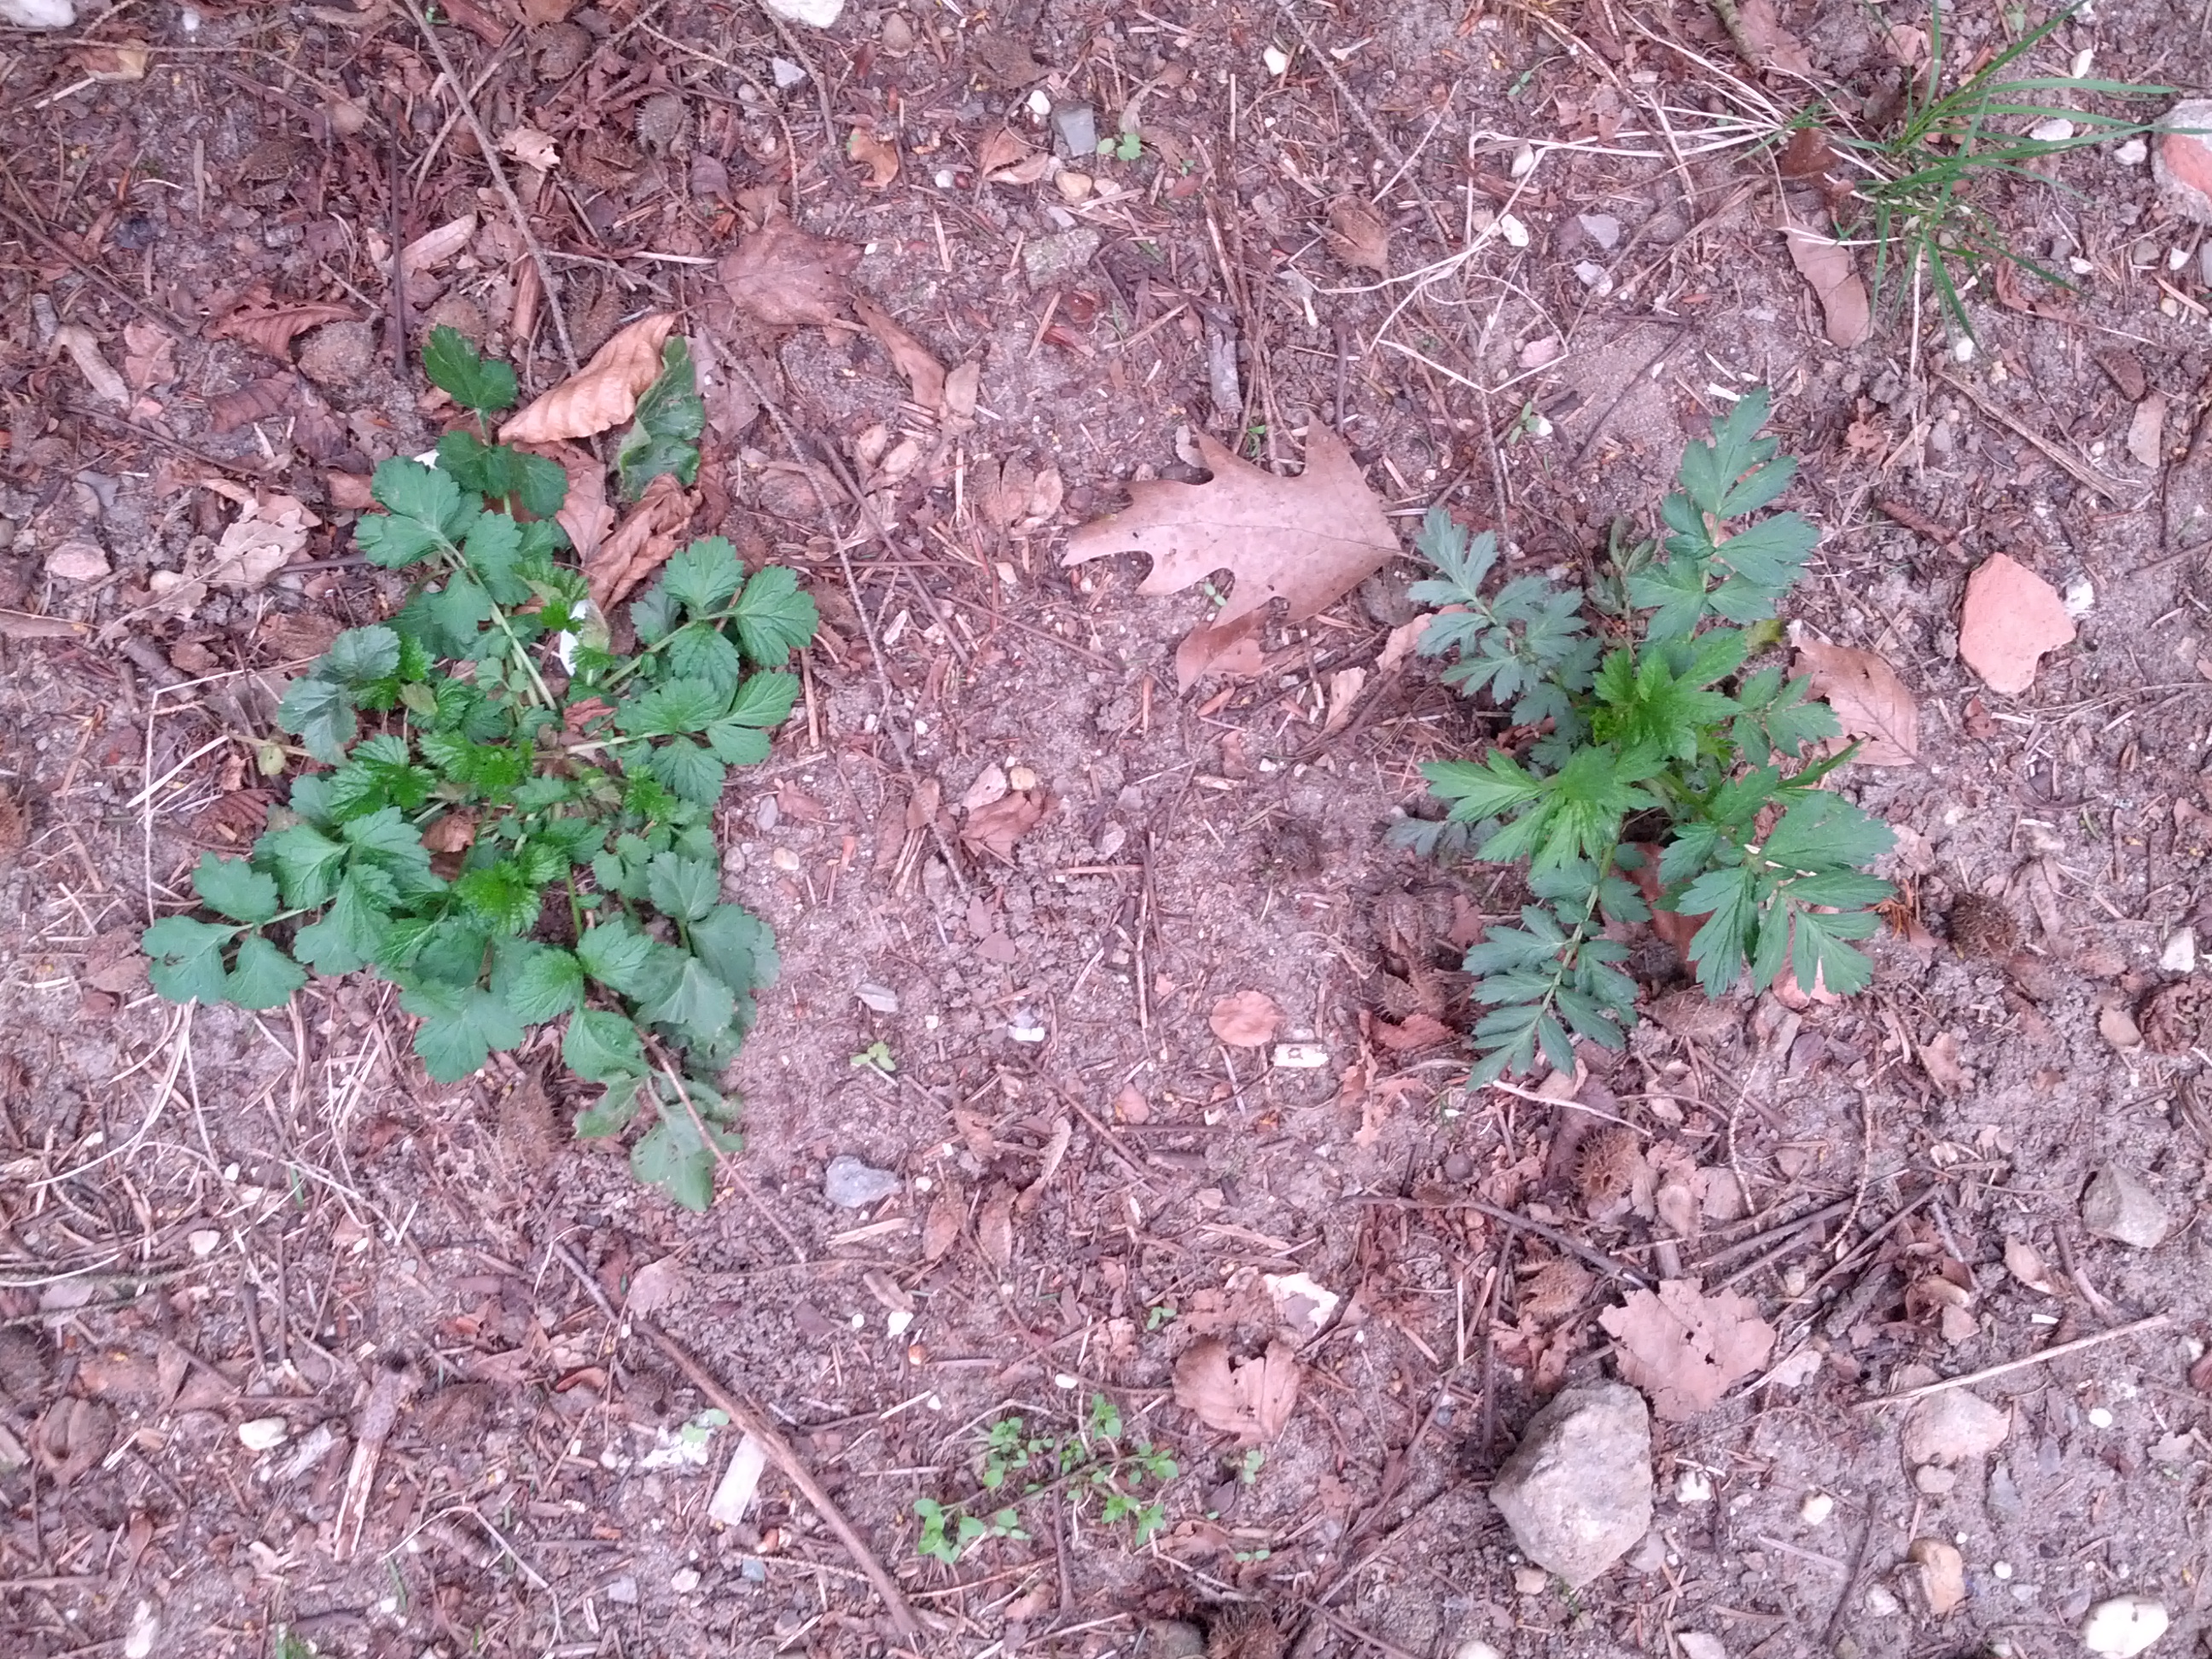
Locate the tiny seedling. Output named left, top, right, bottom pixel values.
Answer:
left=1401, top=388, right=1895, bottom=1083
left=140, top=328, right=818, bottom=1210
left=912, top=1394, right=1178, bottom=1564
left=1809, top=0, right=2168, bottom=332
left=1097, top=131, right=1143, bottom=162
left=849, top=1040, right=896, bottom=1075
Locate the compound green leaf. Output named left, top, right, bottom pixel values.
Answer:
left=661, top=537, right=743, bottom=616
left=616, top=678, right=728, bottom=738
left=574, top=1073, right=649, bottom=1138
left=1422, top=752, right=1544, bottom=822
left=143, top=915, right=233, bottom=1004
left=322, top=626, right=404, bottom=688
left=498, top=941, right=585, bottom=1020
left=579, top=920, right=660, bottom=996
left=399, top=981, right=526, bottom=1082
left=225, top=934, right=306, bottom=1010
left=277, top=676, right=357, bottom=765
left=192, top=853, right=281, bottom=924
left=259, top=824, right=347, bottom=908
left=615, top=339, right=706, bottom=500
left=729, top=565, right=818, bottom=664
left=422, top=324, right=518, bottom=414
left=647, top=737, right=725, bottom=806
left=290, top=877, right=389, bottom=975
left=632, top=1117, right=716, bottom=1211
left=563, top=1007, right=646, bottom=1083
left=646, top=852, right=719, bottom=923
left=725, top=671, right=799, bottom=729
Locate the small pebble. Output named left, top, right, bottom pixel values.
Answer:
left=1800, top=1492, right=1834, bottom=1525
left=670, top=1568, right=701, bottom=1592
left=823, top=1155, right=900, bottom=1208
left=2088, top=1406, right=2115, bottom=1429
left=1864, top=1585, right=1902, bottom=1617
left=237, top=1418, right=290, bottom=1451
left=602, top=1575, right=639, bottom=1606
left=1676, top=1470, right=1714, bottom=1505
left=2081, top=1598, right=2169, bottom=1657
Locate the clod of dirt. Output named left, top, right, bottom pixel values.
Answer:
left=1910, top=1538, right=1966, bottom=1616
left=1208, top=990, right=1284, bottom=1047
left=1946, top=894, right=2019, bottom=959
left=424, top=293, right=487, bottom=348
left=1901, top=1389, right=2008, bottom=1467
left=2081, top=1598, right=2171, bottom=1658
left=0, top=1328, right=54, bottom=1402
left=1022, top=227, right=1102, bottom=292
left=295, top=321, right=377, bottom=389
left=1487, top=1380, right=1653, bottom=1588
left=1648, top=988, right=1738, bottom=1041
left=1143, top=1621, right=1207, bottom=1659
left=2081, top=1166, right=2169, bottom=1249
left=533, top=21, right=590, bottom=78
left=2140, top=977, right=2209, bottom=1052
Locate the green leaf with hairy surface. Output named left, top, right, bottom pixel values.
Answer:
left=661, top=537, right=744, bottom=616
left=563, top=1008, right=648, bottom=1084
left=360, top=459, right=472, bottom=567
left=646, top=737, right=725, bottom=806
left=276, top=676, right=358, bottom=765
left=632, top=1115, right=717, bottom=1211
left=690, top=902, right=776, bottom=999
left=729, top=566, right=818, bottom=664
left=494, top=940, right=585, bottom=1020
left=646, top=853, right=719, bottom=923
left=724, top=671, right=799, bottom=730
left=574, top=1074, right=650, bottom=1138
left=616, top=339, right=707, bottom=500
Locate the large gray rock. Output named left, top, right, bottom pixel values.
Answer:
left=1489, top=1381, right=1653, bottom=1588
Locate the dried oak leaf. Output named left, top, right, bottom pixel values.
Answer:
left=977, top=1183, right=1016, bottom=1272
left=1737, top=0, right=1816, bottom=73
left=1209, top=990, right=1284, bottom=1047
left=962, top=790, right=1046, bottom=861
left=1794, top=637, right=1918, bottom=765
left=1780, top=210, right=1871, bottom=348
left=207, top=375, right=297, bottom=433
left=1172, top=1336, right=1301, bottom=1444
left=1959, top=553, right=2075, bottom=696
left=921, top=1190, right=963, bottom=1265
left=1598, top=1279, right=1775, bottom=1421
left=588, top=471, right=692, bottom=612
left=847, top=126, right=900, bottom=188
left=123, top=320, right=177, bottom=393
left=525, top=441, right=615, bottom=568
left=206, top=290, right=358, bottom=360
left=209, top=491, right=318, bottom=589
left=852, top=295, right=946, bottom=412
left=1063, top=424, right=1395, bottom=690
left=1325, top=198, right=1390, bottom=274
left=718, top=219, right=861, bottom=328
left=501, top=312, right=678, bottom=444
left=1373, top=1011, right=1453, bottom=1052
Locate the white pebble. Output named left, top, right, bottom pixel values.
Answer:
left=2081, top=1598, right=2169, bottom=1658
left=1262, top=44, right=1290, bottom=75
left=2088, top=1406, right=2115, bottom=1429
left=237, top=1417, right=290, bottom=1452
left=1800, top=1492, right=1835, bottom=1525
left=2030, top=117, right=2075, bottom=143
left=2116, top=137, right=2149, bottom=166
left=1676, top=1470, right=1714, bottom=1504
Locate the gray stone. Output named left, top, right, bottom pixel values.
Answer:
left=1139, top=1621, right=1206, bottom=1658
left=824, top=1155, right=900, bottom=1208
left=296, top=321, right=376, bottom=388
left=1022, top=228, right=1101, bottom=292
left=771, top=56, right=807, bottom=90
left=2151, top=100, right=2212, bottom=225
left=602, top=1575, right=638, bottom=1605
left=2081, top=1166, right=2168, bottom=1249
left=1051, top=101, right=1097, bottom=158
left=1487, top=1381, right=1653, bottom=1588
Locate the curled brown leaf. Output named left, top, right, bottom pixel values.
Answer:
left=588, top=472, right=692, bottom=613
left=1794, top=637, right=1919, bottom=765
left=500, top=313, right=678, bottom=444
left=1780, top=211, right=1871, bottom=349
left=719, top=220, right=862, bottom=328
left=1208, top=990, right=1284, bottom=1047
left=1172, top=1336, right=1301, bottom=1443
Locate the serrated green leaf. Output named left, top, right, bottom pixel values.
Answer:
left=702, top=721, right=771, bottom=766
left=277, top=677, right=357, bottom=765
left=690, top=903, right=776, bottom=998
left=661, top=621, right=745, bottom=693
left=259, top=824, right=347, bottom=908
left=725, top=671, right=799, bottom=728
left=1423, top=753, right=1544, bottom=821
left=362, top=459, right=471, bottom=567
left=492, top=940, right=585, bottom=1020
left=647, top=737, right=726, bottom=806
left=646, top=853, right=719, bottom=922
left=578, top=920, right=660, bottom=996
left=322, top=626, right=404, bottom=688
left=422, top=324, right=518, bottom=414
left=399, top=981, right=526, bottom=1082
left=637, top=953, right=736, bottom=1043
left=452, top=859, right=543, bottom=934
left=661, top=537, right=744, bottom=615
left=729, top=566, right=818, bottom=664
left=632, top=1116, right=717, bottom=1211
left=225, top=934, right=306, bottom=1010
left=616, top=678, right=729, bottom=737
left=616, top=338, right=706, bottom=500
left=290, top=877, right=388, bottom=975
left=143, top=915, right=234, bottom=1004
left=1761, top=792, right=1895, bottom=874
left=563, top=1007, right=647, bottom=1083
left=192, top=852, right=281, bottom=924
left=574, top=1073, right=650, bottom=1137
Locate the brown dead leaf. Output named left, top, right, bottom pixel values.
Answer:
left=977, top=1184, right=1015, bottom=1272
left=2128, top=393, right=2168, bottom=469
left=511, top=0, right=574, bottom=20
left=1781, top=210, right=1871, bottom=348
left=498, top=125, right=560, bottom=172
left=1325, top=198, right=1390, bottom=274
left=962, top=790, right=1046, bottom=862
left=1959, top=554, right=2075, bottom=696
left=978, top=125, right=1051, bottom=183
left=1172, top=1336, right=1301, bottom=1444
left=847, top=126, right=900, bottom=188
left=2002, top=1237, right=2056, bottom=1295
left=626, top=1256, right=685, bottom=1315
left=421, top=812, right=476, bottom=854
left=1373, top=1011, right=1453, bottom=1052
left=1919, top=1030, right=1970, bottom=1095
left=719, top=220, right=862, bottom=328
left=1598, top=1279, right=1776, bottom=1421
left=207, top=375, right=297, bottom=433
left=1209, top=990, right=1284, bottom=1047
left=501, top=313, right=678, bottom=444
left=74, top=41, right=151, bottom=81
left=1737, top=0, right=1816, bottom=73
left=1778, top=125, right=1838, bottom=186
left=526, top=442, right=615, bottom=569
left=209, top=491, right=318, bottom=589
left=1794, top=637, right=1919, bottom=765
left=921, top=1191, right=963, bottom=1265
left=402, top=212, right=476, bottom=280
left=122, top=320, right=177, bottom=393
left=205, top=289, right=357, bottom=360
left=588, top=472, right=692, bottom=613
left=1063, top=424, right=1395, bottom=690
left=853, top=296, right=946, bottom=411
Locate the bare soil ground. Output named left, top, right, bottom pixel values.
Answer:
left=3, top=2, right=2211, bottom=1657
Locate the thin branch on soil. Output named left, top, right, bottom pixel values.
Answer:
left=570, top=1282, right=926, bottom=1640
left=332, top=1355, right=422, bottom=1562
left=1353, top=1193, right=1652, bottom=1288
left=0, top=179, right=197, bottom=338
left=1935, top=370, right=2128, bottom=505
left=1858, top=1313, right=2173, bottom=1407
left=396, top=0, right=578, bottom=375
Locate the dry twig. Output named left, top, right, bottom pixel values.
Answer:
left=1857, top=1313, right=2172, bottom=1406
